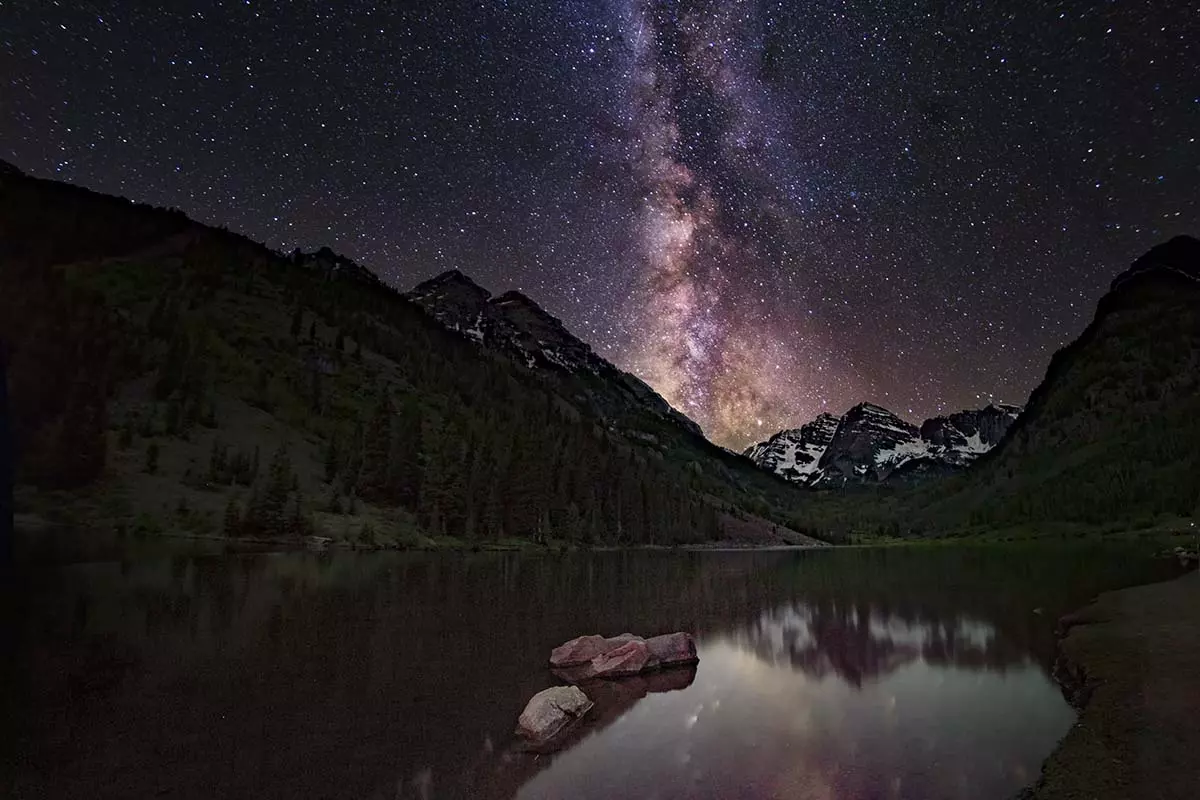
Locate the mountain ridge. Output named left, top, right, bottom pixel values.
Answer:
left=916, top=234, right=1200, bottom=530
left=746, top=402, right=1021, bottom=487
left=0, top=165, right=822, bottom=549
left=406, top=269, right=705, bottom=436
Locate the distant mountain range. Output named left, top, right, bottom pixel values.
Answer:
left=745, top=403, right=1020, bottom=487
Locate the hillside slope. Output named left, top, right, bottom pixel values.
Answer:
left=0, top=164, right=822, bottom=548
left=920, top=235, right=1200, bottom=530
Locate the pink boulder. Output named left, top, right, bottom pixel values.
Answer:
left=589, top=639, right=653, bottom=678
left=549, top=633, right=644, bottom=668
left=646, top=632, right=698, bottom=668
left=549, top=635, right=612, bottom=668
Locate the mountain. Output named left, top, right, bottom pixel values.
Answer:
left=743, top=413, right=840, bottom=485
left=746, top=403, right=1020, bottom=487
left=0, top=164, right=823, bottom=549
left=920, top=235, right=1200, bottom=531
left=405, top=271, right=702, bottom=436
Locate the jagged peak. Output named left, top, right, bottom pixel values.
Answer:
left=491, top=289, right=544, bottom=311
left=409, top=268, right=491, bottom=298
left=848, top=402, right=893, bottom=414
left=490, top=291, right=581, bottom=341
left=843, top=402, right=912, bottom=425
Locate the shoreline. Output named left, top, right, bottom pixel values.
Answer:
left=1019, top=567, right=1199, bottom=799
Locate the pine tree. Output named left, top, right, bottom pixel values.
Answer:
left=145, top=441, right=160, bottom=474
left=387, top=396, right=422, bottom=508
left=201, top=396, right=218, bottom=428
left=323, top=436, right=339, bottom=484
left=223, top=496, right=241, bottom=536
left=165, top=398, right=182, bottom=435
left=208, top=438, right=227, bottom=483
left=155, top=331, right=190, bottom=400
left=357, top=392, right=392, bottom=503
left=310, top=369, right=323, bottom=414
left=286, top=493, right=305, bottom=538
left=118, top=420, right=134, bottom=450
left=245, top=443, right=294, bottom=537
left=290, top=305, right=303, bottom=339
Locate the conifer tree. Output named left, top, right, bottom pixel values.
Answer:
left=290, top=305, right=303, bottom=339
left=145, top=441, right=160, bottom=474
left=357, top=392, right=392, bottom=503
left=223, top=496, right=241, bottom=536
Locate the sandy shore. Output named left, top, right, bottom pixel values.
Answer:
left=1022, top=568, right=1199, bottom=799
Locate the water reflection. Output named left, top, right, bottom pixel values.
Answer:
left=516, top=616, right=1061, bottom=800
left=0, top=545, right=1184, bottom=800
left=740, top=601, right=1024, bottom=686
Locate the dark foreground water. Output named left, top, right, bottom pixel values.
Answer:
left=0, top=544, right=1183, bottom=799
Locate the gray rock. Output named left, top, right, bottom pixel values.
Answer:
left=515, top=686, right=594, bottom=749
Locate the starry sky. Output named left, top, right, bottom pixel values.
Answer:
left=3, top=1, right=1197, bottom=449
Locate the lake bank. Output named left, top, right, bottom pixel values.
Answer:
left=1023, top=567, right=1199, bottom=800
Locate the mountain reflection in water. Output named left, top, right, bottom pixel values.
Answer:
left=0, top=545, right=1183, bottom=800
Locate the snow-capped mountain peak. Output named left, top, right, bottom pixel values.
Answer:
left=746, top=402, right=1021, bottom=486
left=742, top=412, right=840, bottom=484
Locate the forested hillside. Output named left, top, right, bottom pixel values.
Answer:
left=0, top=164, right=821, bottom=548
left=918, top=236, right=1200, bottom=532
left=769, top=237, right=1200, bottom=542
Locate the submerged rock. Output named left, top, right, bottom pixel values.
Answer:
left=515, top=686, right=593, bottom=749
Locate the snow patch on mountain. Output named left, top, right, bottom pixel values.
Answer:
left=746, top=402, right=1021, bottom=486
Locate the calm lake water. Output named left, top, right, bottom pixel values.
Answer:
left=0, top=544, right=1183, bottom=799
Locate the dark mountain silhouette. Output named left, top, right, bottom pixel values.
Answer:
left=920, top=235, right=1200, bottom=530
left=0, top=166, right=822, bottom=548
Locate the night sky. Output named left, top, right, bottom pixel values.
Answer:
left=3, top=2, right=1196, bottom=449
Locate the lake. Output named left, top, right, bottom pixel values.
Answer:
left=0, top=545, right=1183, bottom=799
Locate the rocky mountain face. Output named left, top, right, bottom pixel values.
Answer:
left=921, top=235, right=1200, bottom=530
left=291, top=246, right=386, bottom=289
left=406, top=270, right=702, bottom=436
left=745, top=402, right=1021, bottom=487
left=743, top=413, right=840, bottom=484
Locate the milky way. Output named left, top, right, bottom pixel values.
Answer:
left=2, top=1, right=1196, bottom=448
left=620, top=0, right=844, bottom=446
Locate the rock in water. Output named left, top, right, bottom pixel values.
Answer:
left=549, top=633, right=640, bottom=668
left=549, top=632, right=698, bottom=683
left=645, top=632, right=698, bottom=668
left=515, top=686, right=594, bottom=749
left=549, top=634, right=612, bottom=667
left=589, top=639, right=653, bottom=678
